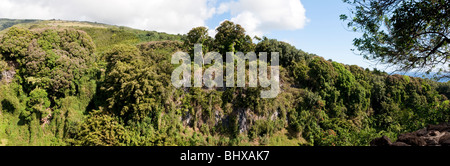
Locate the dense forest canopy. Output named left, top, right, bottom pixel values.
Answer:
left=0, top=19, right=448, bottom=146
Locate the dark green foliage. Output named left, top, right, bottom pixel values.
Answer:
left=103, top=57, right=161, bottom=122
left=333, top=62, right=369, bottom=117
left=137, top=30, right=182, bottom=42
left=1, top=20, right=449, bottom=146
left=25, top=88, right=51, bottom=121
left=104, top=44, right=141, bottom=68
left=437, top=82, right=450, bottom=99
left=289, top=53, right=450, bottom=146
left=291, top=60, right=310, bottom=88
left=72, top=110, right=129, bottom=146
left=255, top=37, right=314, bottom=67
left=183, top=26, right=213, bottom=53
left=1, top=27, right=95, bottom=99
left=97, top=41, right=180, bottom=125
left=342, top=0, right=450, bottom=79
left=0, top=25, right=98, bottom=145
left=1, top=99, right=15, bottom=113
left=214, top=20, right=255, bottom=54
left=138, top=40, right=183, bottom=66
left=307, top=57, right=337, bottom=91
left=101, top=45, right=160, bottom=122
left=0, top=27, right=34, bottom=59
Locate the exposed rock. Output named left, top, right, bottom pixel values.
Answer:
left=270, top=110, right=279, bottom=121
left=238, top=108, right=248, bottom=134
left=214, top=110, right=223, bottom=125
left=370, top=136, right=392, bottom=146
left=427, top=123, right=450, bottom=132
left=41, top=110, right=52, bottom=128
left=182, top=111, right=193, bottom=127
left=413, top=127, right=428, bottom=137
left=397, top=133, right=427, bottom=146
left=390, top=142, right=410, bottom=146
left=424, top=131, right=445, bottom=146
left=371, top=122, right=450, bottom=146
left=0, top=70, right=15, bottom=83
left=439, top=133, right=450, bottom=146
left=0, top=61, right=17, bottom=83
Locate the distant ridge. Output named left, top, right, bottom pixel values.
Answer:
left=0, top=18, right=39, bottom=31
left=0, top=18, right=113, bottom=31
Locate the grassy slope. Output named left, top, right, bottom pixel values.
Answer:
left=0, top=19, right=183, bottom=50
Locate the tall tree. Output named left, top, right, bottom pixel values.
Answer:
left=102, top=44, right=163, bottom=122
left=341, top=0, right=450, bottom=79
left=184, top=26, right=213, bottom=53
left=214, top=20, right=255, bottom=54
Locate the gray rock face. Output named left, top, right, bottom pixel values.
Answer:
left=371, top=123, right=450, bottom=146
left=0, top=70, right=15, bottom=83
left=238, top=109, right=248, bottom=134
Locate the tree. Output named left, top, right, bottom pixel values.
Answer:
left=308, top=57, right=337, bottom=91
left=255, top=37, right=313, bottom=67
left=0, top=27, right=95, bottom=98
left=184, top=26, right=213, bottom=53
left=102, top=45, right=163, bottom=122
left=291, top=60, right=310, bottom=87
left=0, top=27, right=33, bottom=59
left=289, top=89, right=327, bottom=145
left=73, top=110, right=129, bottom=146
left=104, top=44, right=141, bottom=70
left=28, top=88, right=51, bottom=112
left=342, top=0, right=450, bottom=79
left=22, top=87, right=51, bottom=123
left=214, top=20, right=255, bottom=54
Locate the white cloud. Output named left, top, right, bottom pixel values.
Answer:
left=0, top=0, right=308, bottom=37
left=219, top=0, right=308, bottom=37
left=208, top=28, right=217, bottom=38
left=231, top=11, right=263, bottom=37
left=216, top=2, right=230, bottom=14
left=0, top=0, right=216, bottom=34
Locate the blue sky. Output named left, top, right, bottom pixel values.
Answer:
left=204, top=0, right=375, bottom=70
left=271, top=1, right=367, bottom=67
left=0, top=0, right=380, bottom=70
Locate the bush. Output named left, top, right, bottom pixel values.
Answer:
left=0, top=27, right=33, bottom=59
left=256, top=37, right=313, bottom=67
left=1, top=27, right=96, bottom=99
left=27, top=88, right=51, bottom=115
left=72, top=110, right=129, bottom=146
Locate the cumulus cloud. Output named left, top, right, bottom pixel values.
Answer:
left=219, top=0, right=308, bottom=37
left=0, top=0, right=215, bottom=34
left=0, top=0, right=308, bottom=36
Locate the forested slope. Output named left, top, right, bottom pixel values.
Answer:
left=0, top=19, right=448, bottom=146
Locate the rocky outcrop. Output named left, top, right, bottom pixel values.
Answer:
left=238, top=108, right=249, bottom=134
left=370, top=136, right=392, bottom=146
left=0, top=70, right=15, bottom=83
left=371, top=123, right=450, bottom=146
left=0, top=61, right=17, bottom=83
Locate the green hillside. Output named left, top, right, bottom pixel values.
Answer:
left=0, top=18, right=39, bottom=31
left=0, top=19, right=448, bottom=146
